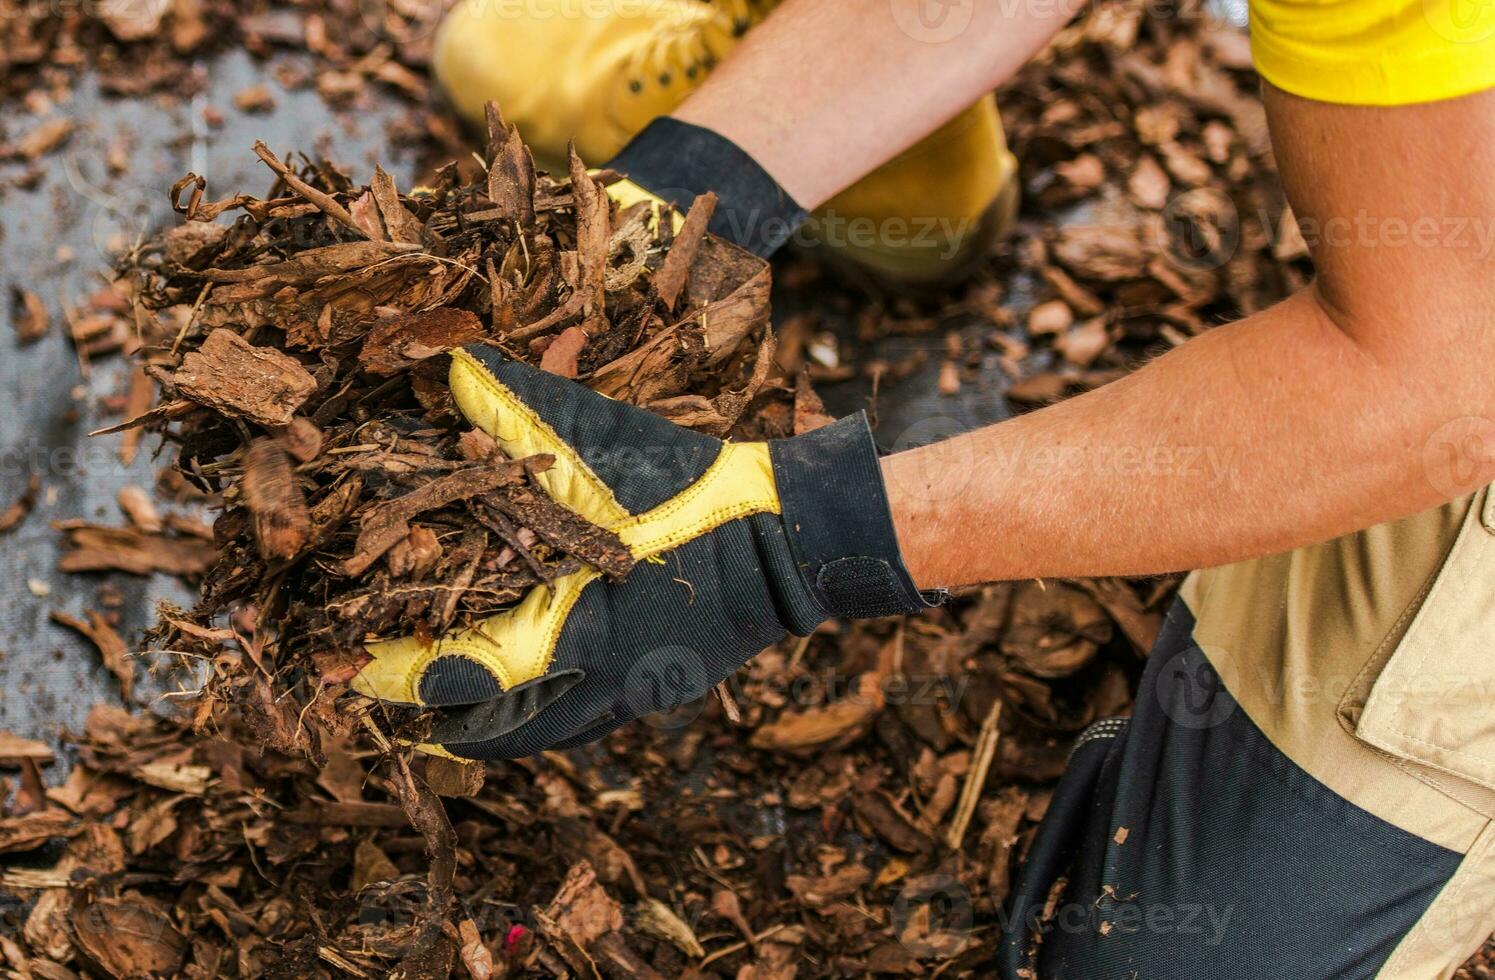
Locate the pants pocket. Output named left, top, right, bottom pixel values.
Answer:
left=1341, top=485, right=1495, bottom=815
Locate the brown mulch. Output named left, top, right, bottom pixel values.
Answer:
left=1, top=2, right=1489, bottom=978
left=114, top=108, right=777, bottom=757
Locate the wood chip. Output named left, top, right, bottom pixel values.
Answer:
left=653, top=191, right=717, bottom=311
left=343, top=461, right=533, bottom=576
left=51, top=610, right=135, bottom=700
left=242, top=438, right=311, bottom=560
left=538, top=325, right=587, bottom=379
left=0, top=733, right=54, bottom=767
left=171, top=329, right=316, bottom=426
left=359, top=309, right=484, bottom=377
left=11, top=287, right=48, bottom=343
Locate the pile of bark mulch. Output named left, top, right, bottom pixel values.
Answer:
left=3, top=3, right=1492, bottom=978
left=2, top=104, right=1170, bottom=977
left=111, top=104, right=777, bottom=758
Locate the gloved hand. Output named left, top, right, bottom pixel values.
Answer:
left=605, top=117, right=808, bottom=257
left=352, top=344, right=940, bottom=759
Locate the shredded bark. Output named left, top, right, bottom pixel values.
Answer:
left=170, top=328, right=317, bottom=426
left=13, top=7, right=1488, bottom=978
left=241, top=438, right=311, bottom=561
left=50, top=610, right=135, bottom=701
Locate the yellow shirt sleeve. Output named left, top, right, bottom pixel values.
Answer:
left=1250, top=0, right=1495, bottom=105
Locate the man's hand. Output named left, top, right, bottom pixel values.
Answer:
left=352, top=345, right=937, bottom=758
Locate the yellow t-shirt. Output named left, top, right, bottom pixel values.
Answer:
left=1250, top=0, right=1495, bottom=104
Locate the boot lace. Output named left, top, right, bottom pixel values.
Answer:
left=624, top=0, right=776, bottom=94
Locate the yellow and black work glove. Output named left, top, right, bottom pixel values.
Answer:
left=605, top=117, right=807, bottom=258
left=352, top=344, right=941, bottom=759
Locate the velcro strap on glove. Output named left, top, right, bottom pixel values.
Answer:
left=769, top=414, right=946, bottom=620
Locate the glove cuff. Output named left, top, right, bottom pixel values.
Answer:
left=605, top=117, right=806, bottom=257
left=769, top=414, right=946, bottom=621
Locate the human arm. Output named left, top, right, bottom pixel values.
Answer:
left=362, top=6, right=1495, bottom=756
left=633, top=0, right=1494, bottom=587
left=886, top=84, right=1495, bottom=586
left=670, top=0, right=1084, bottom=209
left=660, top=1, right=1495, bottom=585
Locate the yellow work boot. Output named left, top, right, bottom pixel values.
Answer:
left=434, top=0, right=1019, bottom=284
left=434, top=0, right=754, bottom=166
left=803, top=97, right=1020, bottom=285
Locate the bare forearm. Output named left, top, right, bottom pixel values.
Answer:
left=885, top=288, right=1495, bottom=587
left=673, top=0, right=1080, bottom=207
left=887, top=85, right=1495, bottom=588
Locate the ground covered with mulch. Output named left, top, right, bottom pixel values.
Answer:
left=1, top=2, right=1490, bottom=977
